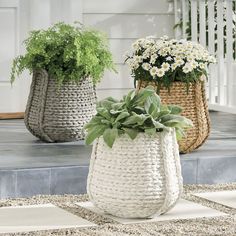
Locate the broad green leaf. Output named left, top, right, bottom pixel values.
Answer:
left=144, top=94, right=161, bottom=115
left=101, top=119, right=111, bottom=125
left=122, top=113, right=148, bottom=126
left=163, top=116, right=193, bottom=128
left=157, top=110, right=171, bottom=119
left=132, top=87, right=155, bottom=106
left=97, top=97, right=119, bottom=110
left=145, top=128, right=156, bottom=135
left=106, top=97, right=119, bottom=103
left=110, top=108, right=126, bottom=115
left=163, top=120, right=182, bottom=127
left=168, top=105, right=183, bottom=115
left=96, top=107, right=111, bottom=120
left=125, top=90, right=136, bottom=104
left=103, top=128, right=118, bottom=148
left=97, top=101, right=113, bottom=110
left=151, top=118, right=166, bottom=129
left=83, top=116, right=103, bottom=129
left=159, top=114, right=181, bottom=123
left=180, top=117, right=193, bottom=127
left=122, top=115, right=139, bottom=126
left=110, top=109, right=122, bottom=114
left=122, top=128, right=138, bottom=140
left=133, top=106, right=145, bottom=114
left=160, top=105, right=169, bottom=111
left=175, top=127, right=186, bottom=140
left=111, top=102, right=125, bottom=111
left=113, top=121, right=121, bottom=128
left=85, top=125, right=107, bottom=145
left=115, top=111, right=130, bottom=122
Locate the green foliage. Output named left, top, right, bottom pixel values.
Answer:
left=84, top=86, right=193, bottom=148
left=11, top=22, right=116, bottom=84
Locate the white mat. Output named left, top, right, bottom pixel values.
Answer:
left=194, top=190, right=236, bottom=209
left=77, top=199, right=227, bottom=224
left=0, top=203, right=96, bottom=233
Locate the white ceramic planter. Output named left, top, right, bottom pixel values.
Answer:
left=87, top=129, right=183, bottom=219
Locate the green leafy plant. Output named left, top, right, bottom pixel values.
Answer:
left=11, top=22, right=116, bottom=84
left=84, top=86, right=193, bottom=148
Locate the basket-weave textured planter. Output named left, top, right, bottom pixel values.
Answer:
left=87, top=129, right=183, bottom=218
left=24, top=70, right=96, bottom=142
left=137, top=80, right=210, bottom=153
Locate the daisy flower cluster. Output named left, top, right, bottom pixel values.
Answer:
left=125, top=36, right=216, bottom=88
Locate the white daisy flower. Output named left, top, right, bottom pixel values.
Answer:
left=137, top=56, right=143, bottom=63
left=142, top=63, right=151, bottom=71
left=142, top=52, right=149, bottom=59
left=171, top=63, right=178, bottom=71
left=157, top=68, right=165, bottom=77
left=183, top=63, right=193, bottom=73
left=175, top=59, right=185, bottom=66
left=191, top=61, right=198, bottom=69
left=158, top=49, right=168, bottom=57
left=150, top=66, right=158, bottom=76
left=133, top=56, right=142, bottom=63
left=133, top=62, right=140, bottom=69
left=161, top=62, right=170, bottom=72
left=132, top=42, right=140, bottom=51
left=199, top=62, right=206, bottom=69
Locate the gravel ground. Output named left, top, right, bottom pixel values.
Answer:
left=0, top=183, right=236, bottom=236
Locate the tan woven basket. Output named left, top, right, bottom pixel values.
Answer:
left=137, top=80, right=210, bottom=153
left=87, top=129, right=183, bottom=219
left=24, top=70, right=96, bottom=142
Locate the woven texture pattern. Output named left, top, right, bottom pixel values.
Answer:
left=137, top=80, right=210, bottom=153
left=24, top=70, right=96, bottom=142
left=87, top=129, right=183, bottom=218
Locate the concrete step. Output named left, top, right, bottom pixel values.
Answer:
left=0, top=111, right=236, bottom=199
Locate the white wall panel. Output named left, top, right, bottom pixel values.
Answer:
left=30, top=0, right=50, bottom=29
left=50, top=0, right=83, bottom=24
left=0, top=0, right=23, bottom=112
left=84, top=14, right=174, bottom=39
left=98, top=65, right=133, bottom=89
left=83, top=0, right=171, bottom=13
left=0, top=8, right=16, bottom=81
left=109, top=39, right=135, bottom=64
left=97, top=88, right=131, bottom=100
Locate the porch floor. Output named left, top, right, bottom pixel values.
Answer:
left=0, top=111, right=235, bottom=198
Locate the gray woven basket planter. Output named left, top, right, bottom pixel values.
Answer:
left=87, top=129, right=183, bottom=219
left=24, top=70, right=96, bottom=142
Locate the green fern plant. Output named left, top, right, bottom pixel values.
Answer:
left=84, top=86, right=193, bottom=148
left=11, top=22, right=116, bottom=84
